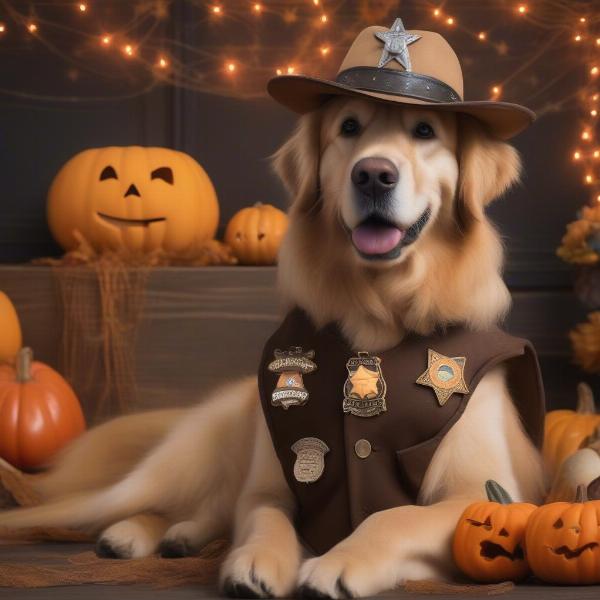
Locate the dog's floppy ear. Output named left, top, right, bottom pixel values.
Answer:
left=456, top=114, right=522, bottom=227
left=272, top=111, right=321, bottom=215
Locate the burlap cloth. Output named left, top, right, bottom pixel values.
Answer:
left=0, top=450, right=514, bottom=593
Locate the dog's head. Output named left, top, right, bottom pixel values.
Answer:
left=273, top=97, right=521, bottom=346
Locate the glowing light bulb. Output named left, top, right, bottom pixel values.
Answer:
left=446, top=17, right=455, bottom=25
left=585, top=174, right=594, bottom=184
left=313, top=0, right=319, bottom=5
left=320, top=14, right=328, bottom=23
left=575, top=34, right=582, bottom=42
left=253, top=3, right=262, bottom=13
left=478, top=32, right=487, bottom=41
left=594, top=150, right=600, bottom=159
left=597, top=194, right=600, bottom=203
left=212, top=5, right=222, bottom=14
left=591, top=66, right=599, bottom=76
left=592, top=110, right=598, bottom=117
left=78, top=3, right=87, bottom=12
left=157, top=56, right=168, bottom=69
left=27, top=23, right=38, bottom=33
left=582, top=130, right=591, bottom=141
left=101, top=35, right=111, bottom=45
left=433, top=8, right=441, bottom=17
left=491, top=85, right=501, bottom=97
left=596, top=38, right=600, bottom=46
left=287, top=66, right=295, bottom=74
left=276, top=68, right=282, bottom=76
left=594, top=94, right=600, bottom=102
left=226, top=62, right=236, bottom=73
left=574, top=151, right=582, bottom=160
left=0, top=23, right=5, bottom=33
left=320, top=46, right=330, bottom=56
left=123, top=44, right=134, bottom=57
left=517, top=4, right=527, bottom=15
left=580, top=17, right=587, bottom=23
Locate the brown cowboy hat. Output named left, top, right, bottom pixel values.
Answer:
left=267, top=18, right=535, bottom=140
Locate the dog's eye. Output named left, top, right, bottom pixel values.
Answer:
left=413, top=122, right=435, bottom=140
left=340, top=118, right=361, bottom=137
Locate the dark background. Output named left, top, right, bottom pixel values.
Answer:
left=0, top=1, right=595, bottom=406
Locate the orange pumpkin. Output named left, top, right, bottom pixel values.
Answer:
left=526, top=482, right=600, bottom=584
left=452, top=480, right=536, bottom=583
left=224, top=203, right=288, bottom=265
left=0, top=291, right=22, bottom=364
left=48, top=146, right=219, bottom=255
left=544, top=382, right=600, bottom=477
left=0, top=347, right=86, bottom=470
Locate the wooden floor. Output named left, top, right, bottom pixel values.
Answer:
left=1, top=542, right=600, bottom=600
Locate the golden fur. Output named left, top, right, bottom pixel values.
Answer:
left=0, top=98, right=544, bottom=598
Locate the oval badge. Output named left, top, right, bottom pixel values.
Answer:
left=291, top=437, right=330, bottom=484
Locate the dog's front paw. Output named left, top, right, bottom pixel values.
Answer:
left=96, top=517, right=160, bottom=559
left=297, top=546, right=399, bottom=599
left=220, top=543, right=299, bottom=598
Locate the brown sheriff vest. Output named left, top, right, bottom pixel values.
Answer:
left=258, top=308, right=545, bottom=555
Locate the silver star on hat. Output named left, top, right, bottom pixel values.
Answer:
left=375, top=18, right=421, bottom=71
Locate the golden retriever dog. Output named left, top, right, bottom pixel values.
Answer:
left=0, top=97, right=545, bottom=598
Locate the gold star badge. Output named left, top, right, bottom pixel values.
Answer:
left=349, top=364, right=380, bottom=399
left=416, top=349, right=469, bottom=406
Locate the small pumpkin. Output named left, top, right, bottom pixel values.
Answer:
left=0, top=348, right=86, bottom=470
left=543, top=382, right=600, bottom=476
left=0, top=291, right=22, bottom=364
left=224, top=203, right=288, bottom=265
left=526, top=482, right=600, bottom=584
left=547, top=428, right=600, bottom=502
left=48, top=146, right=219, bottom=255
left=452, top=480, right=536, bottom=583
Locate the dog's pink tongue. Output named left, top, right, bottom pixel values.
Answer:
left=352, top=223, right=403, bottom=255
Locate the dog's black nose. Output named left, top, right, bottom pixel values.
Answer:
left=351, top=157, right=398, bottom=195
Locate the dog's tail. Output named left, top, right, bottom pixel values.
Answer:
left=0, top=469, right=160, bottom=532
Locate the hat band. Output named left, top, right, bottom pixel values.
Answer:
left=335, top=67, right=461, bottom=104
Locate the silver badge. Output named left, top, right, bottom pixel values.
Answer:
left=291, top=437, right=329, bottom=483
left=268, top=347, right=317, bottom=409
left=343, top=351, right=387, bottom=417
left=374, top=17, right=421, bottom=71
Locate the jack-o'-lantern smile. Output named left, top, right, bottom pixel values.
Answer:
left=96, top=212, right=167, bottom=228
left=479, top=540, right=524, bottom=561
left=548, top=542, right=599, bottom=559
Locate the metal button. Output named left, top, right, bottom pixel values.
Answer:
left=354, top=439, right=372, bottom=459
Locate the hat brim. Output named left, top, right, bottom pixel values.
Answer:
left=268, top=75, right=535, bottom=140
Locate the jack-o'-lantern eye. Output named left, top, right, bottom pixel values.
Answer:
left=151, top=166, right=174, bottom=185
left=553, top=518, right=564, bottom=529
left=99, top=165, right=118, bottom=181
left=467, top=517, right=493, bottom=530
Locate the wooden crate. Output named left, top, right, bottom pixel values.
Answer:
left=0, top=266, right=586, bottom=418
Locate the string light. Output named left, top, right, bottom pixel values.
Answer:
left=101, top=35, right=111, bottom=46
left=574, top=34, right=582, bottom=42
left=478, top=32, right=487, bottom=41
left=592, top=110, right=598, bottom=117
left=226, top=61, right=236, bottom=73
left=313, top=0, right=319, bottom=5
left=433, top=8, right=441, bottom=17
left=585, top=174, right=594, bottom=184
left=27, top=23, right=38, bottom=34
left=253, top=3, right=262, bottom=13
left=276, top=68, right=282, bottom=76
left=594, top=150, right=600, bottom=159
left=574, top=151, right=582, bottom=161
left=123, top=44, right=135, bottom=57
left=0, top=23, right=5, bottom=34
left=517, top=4, right=528, bottom=15
left=78, top=3, right=87, bottom=12
left=157, top=56, right=169, bottom=69
left=320, top=46, right=330, bottom=56
left=582, top=130, right=592, bottom=141
left=446, top=17, right=455, bottom=25
left=591, top=66, right=599, bottom=77
left=580, top=17, right=587, bottom=23
left=491, top=85, right=501, bottom=98
left=287, top=66, right=295, bottom=74
left=596, top=38, right=600, bottom=46
left=320, top=14, right=328, bottom=23
left=212, top=5, right=222, bottom=15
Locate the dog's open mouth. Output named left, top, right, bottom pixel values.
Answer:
left=97, top=212, right=167, bottom=228
left=351, top=207, right=431, bottom=260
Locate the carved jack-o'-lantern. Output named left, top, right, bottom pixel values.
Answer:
left=525, top=482, right=600, bottom=584
left=452, top=480, right=537, bottom=583
left=47, top=147, right=219, bottom=254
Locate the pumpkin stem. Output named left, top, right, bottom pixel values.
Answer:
left=15, top=347, right=33, bottom=383
left=576, top=382, right=596, bottom=414
left=485, top=480, right=513, bottom=504
left=575, top=484, right=588, bottom=503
